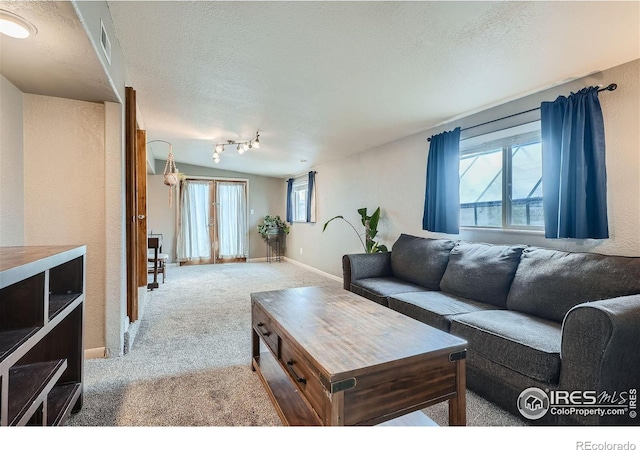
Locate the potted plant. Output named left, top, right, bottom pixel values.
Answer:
left=323, top=207, right=388, bottom=253
left=257, top=215, right=290, bottom=241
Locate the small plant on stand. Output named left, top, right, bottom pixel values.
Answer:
left=257, top=215, right=290, bottom=241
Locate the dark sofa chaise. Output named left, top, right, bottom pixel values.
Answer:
left=342, top=233, right=640, bottom=425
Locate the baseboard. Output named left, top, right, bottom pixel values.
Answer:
left=85, top=347, right=106, bottom=359
left=283, top=257, right=343, bottom=283
left=248, top=257, right=268, bottom=262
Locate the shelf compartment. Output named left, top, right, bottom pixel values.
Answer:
left=252, top=350, right=322, bottom=426
left=48, top=294, right=82, bottom=321
left=0, top=327, right=40, bottom=363
left=49, top=256, right=83, bottom=297
left=0, top=273, right=45, bottom=331
left=47, top=382, right=82, bottom=426
left=8, top=359, right=67, bottom=426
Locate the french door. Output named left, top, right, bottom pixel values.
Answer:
left=177, top=179, right=248, bottom=264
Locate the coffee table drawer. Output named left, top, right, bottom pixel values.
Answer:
left=280, top=339, right=325, bottom=421
left=252, top=305, right=279, bottom=356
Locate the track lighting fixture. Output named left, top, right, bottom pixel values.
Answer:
left=212, top=131, right=260, bottom=162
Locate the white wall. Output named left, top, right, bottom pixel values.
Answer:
left=0, top=75, right=25, bottom=246
left=147, top=174, right=177, bottom=261
left=148, top=161, right=284, bottom=262
left=285, top=59, right=640, bottom=278
left=104, top=101, right=127, bottom=357
left=23, top=94, right=107, bottom=351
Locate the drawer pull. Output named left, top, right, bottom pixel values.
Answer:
left=256, top=322, right=271, bottom=337
left=286, top=359, right=306, bottom=385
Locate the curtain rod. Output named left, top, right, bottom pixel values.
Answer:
left=427, top=83, right=617, bottom=142
left=285, top=170, right=317, bottom=181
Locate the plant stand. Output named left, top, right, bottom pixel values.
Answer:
left=266, top=234, right=282, bottom=263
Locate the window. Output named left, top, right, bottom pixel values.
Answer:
left=291, top=178, right=308, bottom=222
left=287, top=171, right=316, bottom=223
left=459, top=123, right=543, bottom=230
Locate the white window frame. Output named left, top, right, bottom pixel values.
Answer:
left=291, top=177, right=308, bottom=223
left=459, top=122, right=543, bottom=231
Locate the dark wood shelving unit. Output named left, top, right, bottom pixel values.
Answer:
left=0, top=328, right=40, bottom=361
left=0, top=245, right=85, bottom=427
left=8, top=360, right=67, bottom=426
left=47, top=382, right=82, bottom=426
left=49, top=294, right=82, bottom=321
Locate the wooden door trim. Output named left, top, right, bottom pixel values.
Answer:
left=125, top=86, right=138, bottom=323
left=208, top=180, right=218, bottom=264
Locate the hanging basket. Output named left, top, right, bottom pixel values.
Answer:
left=163, top=172, right=178, bottom=187
left=163, top=145, right=178, bottom=206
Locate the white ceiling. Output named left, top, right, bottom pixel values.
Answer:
left=2, top=1, right=639, bottom=179
left=0, top=1, right=117, bottom=103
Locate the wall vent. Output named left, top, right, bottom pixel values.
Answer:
left=100, top=19, right=112, bottom=65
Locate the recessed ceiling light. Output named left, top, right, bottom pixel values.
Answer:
left=0, top=10, right=37, bottom=39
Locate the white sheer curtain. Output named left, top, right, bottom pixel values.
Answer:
left=176, top=180, right=211, bottom=261
left=217, top=182, right=247, bottom=259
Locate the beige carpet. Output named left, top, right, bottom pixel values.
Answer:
left=67, top=261, right=526, bottom=427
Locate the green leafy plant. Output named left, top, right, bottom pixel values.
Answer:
left=323, top=207, right=388, bottom=253
left=257, top=215, right=290, bottom=240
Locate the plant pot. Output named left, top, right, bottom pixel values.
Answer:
left=265, top=227, right=283, bottom=241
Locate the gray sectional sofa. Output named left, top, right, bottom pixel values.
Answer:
left=342, top=233, right=640, bottom=425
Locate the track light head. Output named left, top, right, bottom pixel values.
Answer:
left=213, top=131, right=259, bottom=162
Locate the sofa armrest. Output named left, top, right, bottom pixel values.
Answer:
left=342, top=252, right=393, bottom=290
left=559, top=294, right=640, bottom=424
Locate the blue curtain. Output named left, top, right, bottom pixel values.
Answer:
left=286, top=178, right=294, bottom=223
left=306, top=171, right=315, bottom=222
left=422, top=127, right=461, bottom=234
left=541, top=87, right=608, bottom=239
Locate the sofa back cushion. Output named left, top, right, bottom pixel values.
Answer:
left=439, top=242, right=526, bottom=308
left=506, top=247, right=640, bottom=323
left=390, top=234, right=456, bottom=290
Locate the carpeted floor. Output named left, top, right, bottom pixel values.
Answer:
left=67, top=261, right=526, bottom=427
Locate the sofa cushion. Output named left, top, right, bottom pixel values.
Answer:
left=450, top=310, right=562, bottom=384
left=388, top=291, right=500, bottom=332
left=350, top=277, right=426, bottom=307
left=506, top=247, right=640, bottom=323
left=390, top=234, right=456, bottom=290
left=439, top=242, right=526, bottom=308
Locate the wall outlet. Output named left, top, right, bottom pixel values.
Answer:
left=250, top=209, right=254, bottom=215
left=299, top=248, right=303, bottom=255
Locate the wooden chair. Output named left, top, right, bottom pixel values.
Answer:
left=148, top=235, right=168, bottom=289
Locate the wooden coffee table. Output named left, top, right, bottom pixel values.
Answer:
left=251, top=285, right=468, bottom=426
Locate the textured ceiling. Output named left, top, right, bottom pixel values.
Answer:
left=107, top=1, right=639, bottom=178
left=0, top=1, right=117, bottom=103
left=2, top=2, right=639, bottom=179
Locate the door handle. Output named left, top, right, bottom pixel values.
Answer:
left=138, top=215, right=146, bottom=220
